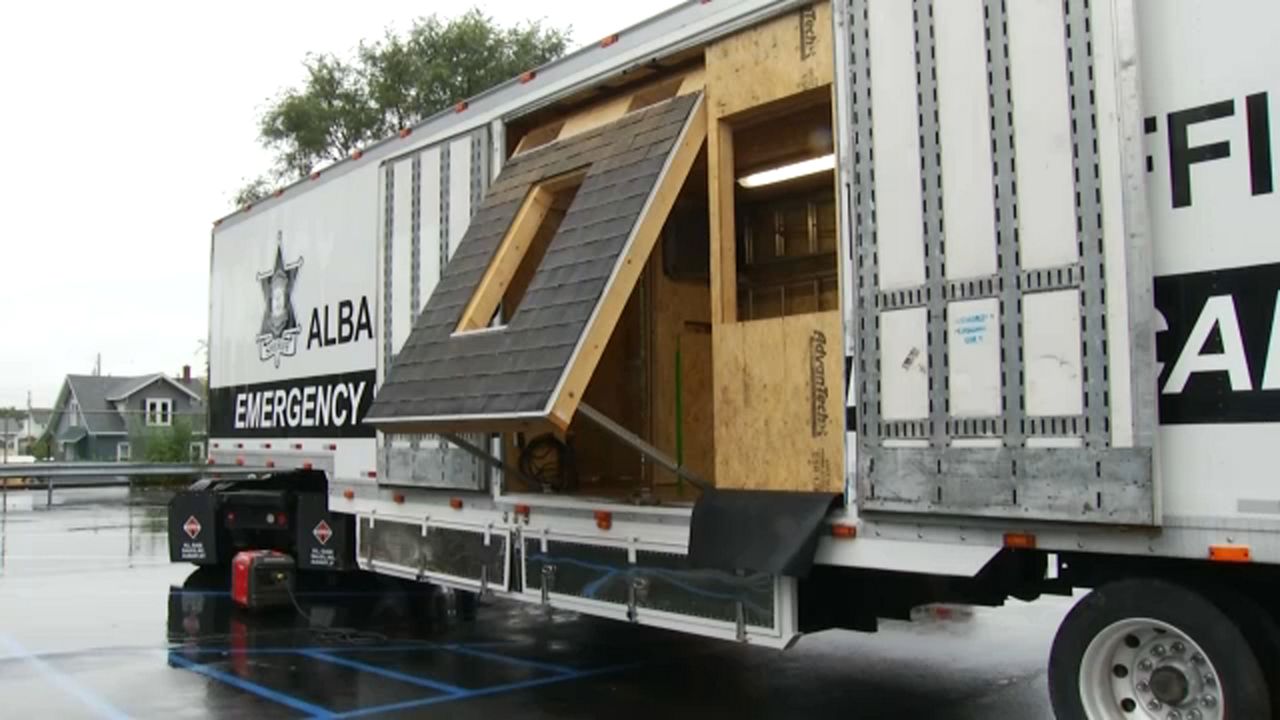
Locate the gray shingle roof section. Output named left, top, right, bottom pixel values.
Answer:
left=66, top=375, right=131, bottom=434
left=106, top=373, right=201, bottom=402
left=369, top=93, right=700, bottom=422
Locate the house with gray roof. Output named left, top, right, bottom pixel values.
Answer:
left=45, top=368, right=207, bottom=461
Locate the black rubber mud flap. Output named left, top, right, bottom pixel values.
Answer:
left=169, top=490, right=221, bottom=565
left=296, top=493, right=355, bottom=571
left=687, top=490, right=839, bottom=577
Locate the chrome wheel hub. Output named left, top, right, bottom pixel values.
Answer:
left=1079, top=619, right=1223, bottom=720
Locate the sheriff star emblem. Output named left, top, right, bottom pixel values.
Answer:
left=256, top=231, right=304, bottom=367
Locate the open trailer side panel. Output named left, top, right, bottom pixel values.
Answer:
left=836, top=0, right=1157, bottom=526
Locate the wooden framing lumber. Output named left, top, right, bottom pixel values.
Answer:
left=454, top=170, right=586, bottom=333
left=547, top=97, right=709, bottom=429
left=514, top=66, right=707, bottom=156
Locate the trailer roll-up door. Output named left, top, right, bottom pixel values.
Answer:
left=836, top=0, right=1157, bottom=524
left=366, top=92, right=707, bottom=436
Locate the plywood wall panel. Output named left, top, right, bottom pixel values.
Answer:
left=704, top=2, right=833, bottom=121
left=713, top=311, right=844, bottom=492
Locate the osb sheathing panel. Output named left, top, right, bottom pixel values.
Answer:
left=650, top=262, right=715, bottom=488
left=713, top=311, right=844, bottom=493
left=704, top=2, right=833, bottom=121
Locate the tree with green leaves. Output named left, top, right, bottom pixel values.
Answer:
left=128, top=417, right=195, bottom=464
left=30, top=434, right=53, bottom=461
left=236, top=9, right=571, bottom=205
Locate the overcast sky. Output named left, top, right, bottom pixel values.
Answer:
left=0, top=0, right=680, bottom=409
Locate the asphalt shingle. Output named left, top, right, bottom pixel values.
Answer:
left=369, top=94, right=700, bottom=423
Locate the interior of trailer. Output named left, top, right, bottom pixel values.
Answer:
left=494, top=2, right=845, bottom=503
left=369, top=2, right=846, bottom=503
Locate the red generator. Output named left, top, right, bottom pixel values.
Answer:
left=231, top=550, right=296, bottom=610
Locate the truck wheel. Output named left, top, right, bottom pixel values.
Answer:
left=1210, top=588, right=1280, bottom=720
left=1048, top=578, right=1270, bottom=720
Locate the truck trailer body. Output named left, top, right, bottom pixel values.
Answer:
left=181, top=1, right=1280, bottom=717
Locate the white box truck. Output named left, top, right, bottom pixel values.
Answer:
left=172, top=0, right=1280, bottom=716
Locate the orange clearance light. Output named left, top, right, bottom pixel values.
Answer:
left=519, top=70, right=537, bottom=83
left=455, top=100, right=469, bottom=113
left=600, top=34, right=619, bottom=47
left=399, top=127, right=412, bottom=138
left=1003, top=532, right=1037, bottom=549
left=265, top=460, right=275, bottom=468
left=1209, top=544, right=1251, bottom=563
left=235, top=457, right=245, bottom=466
left=342, top=489, right=355, bottom=500
left=309, top=171, right=321, bottom=181
left=831, top=523, right=857, bottom=539
left=449, top=498, right=464, bottom=510
left=350, top=148, right=363, bottom=160
left=514, top=504, right=531, bottom=517
left=595, top=511, right=613, bottom=531
left=302, top=462, right=313, bottom=470
left=392, top=493, right=406, bottom=504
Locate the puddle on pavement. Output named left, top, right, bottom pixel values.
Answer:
left=0, top=485, right=174, bottom=577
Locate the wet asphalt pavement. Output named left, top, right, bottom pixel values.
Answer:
left=0, top=487, right=1070, bottom=719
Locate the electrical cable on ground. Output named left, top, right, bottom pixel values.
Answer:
left=281, top=580, right=389, bottom=646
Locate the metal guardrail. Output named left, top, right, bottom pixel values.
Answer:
left=0, top=462, right=276, bottom=508
left=0, top=462, right=273, bottom=480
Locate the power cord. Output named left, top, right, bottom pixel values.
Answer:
left=281, top=579, right=388, bottom=646
left=518, top=433, right=577, bottom=493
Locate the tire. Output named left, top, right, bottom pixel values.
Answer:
left=1209, top=588, right=1280, bottom=720
left=1048, top=578, right=1271, bottom=720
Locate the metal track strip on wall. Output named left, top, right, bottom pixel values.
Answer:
left=844, top=0, right=1154, bottom=525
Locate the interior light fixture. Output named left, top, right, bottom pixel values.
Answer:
left=737, top=153, right=836, bottom=188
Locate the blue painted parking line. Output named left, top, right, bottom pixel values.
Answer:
left=169, top=640, right=634, bottom=718
left=332, top=664, right=637, bottom=719
left=165, top=651, right=337, bottom=718
left=1, top=635, right=130, bottom=720
left=299, top=649, right=469, bottom=696
left=169, top=640, right=517, bottom=656
left=171, top=643, right=443, bottom=656
left=439, top=643, right=578, bottom=675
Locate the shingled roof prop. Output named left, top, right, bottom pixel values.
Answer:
left=367, top=93, right=707, bottom=435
